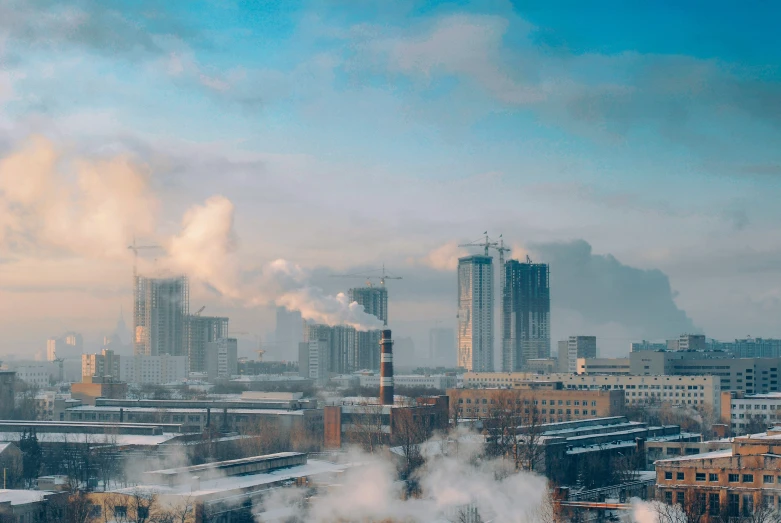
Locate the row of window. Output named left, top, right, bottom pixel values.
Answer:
left=663, top=491, right=770, bottom=517
left=663, top=471, right=775, bottom=484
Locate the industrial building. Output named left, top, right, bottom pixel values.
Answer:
left=457, top=255, right=494, bottom=372
left=134, top=275, right=189, bottom=357
left=502, top=259, right=550, bottom=371
left=448, top=387, right=625, bottom=422
left=655, top=429, right=781, bottom=521
left=463, top=372, right=720, bottom=412
left=558, top=336, right=596, bottom=373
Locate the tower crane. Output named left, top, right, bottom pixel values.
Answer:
left=232, top=331, right=266, bottom=361
left=128, top=237, right=161, bottom=280
left=330, top=264, right=402, bottom=287
left=458, top=232, right=497, bottom=257
left=194, top=306, right=206, bottom=316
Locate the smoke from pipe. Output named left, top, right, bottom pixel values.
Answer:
left=0, top=136, right=384, bottom=331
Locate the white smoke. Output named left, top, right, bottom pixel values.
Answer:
left=0, top=136, right=382, bottom=330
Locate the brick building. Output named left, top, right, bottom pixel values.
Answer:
left=656, top=429, right=781, bottom=521
left=448, top=388, right=624, bottom=423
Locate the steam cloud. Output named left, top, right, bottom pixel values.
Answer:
left=0, top=136, right=383, bottom=330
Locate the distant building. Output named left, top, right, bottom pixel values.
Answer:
left=348, top=286, right=388, bottom=325
left=133, top=275, right=189, bottom=357
left=577, top=357, right=630, bottom=375
left=630, top=340, right=667, bottom=352
left=721, top=391, right=781, bottom=435
left=308, top=340, right=330, bottom=386
left=82, top=349, right=121, bottom=381
left=667, top=334, right=706, bottom=351
left=526, top=358, right=558, bottom=374
left=71, top=376, right=128, bottom=406
left=185, top=315, right=229, bottom=373
left=205, top=338, right=238, bottom=380
left=557, top=336, right=596, bottom=373
left=118, top=355, right=188, bottom=385
left=429, top=327, right=455, bottom=366
left=304, top=324, right=357, bottom=374
left=358, top=374, right=457, bottom=390
left=46, top=331, right=83, bottom=361
left=274, top=307, right=303, bottom=360
left=348, top=288, right=386, bottom=371
left=14, top=366, right=50, bottom=388
left=502, top=259, right=550, bottom=371
left=0, top=372, right=15, bottom=418
left=722, top=338, right=781, bottom=358
left=297, top=342, right=310, bottom=379
left=457, top=255, right=494, bottom=372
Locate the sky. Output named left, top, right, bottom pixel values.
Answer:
left=0, top=0, right=780, bottom=361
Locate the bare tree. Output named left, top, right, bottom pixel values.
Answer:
left=349, top=404, right=386, bottom=453
left=150, top=497, right=195, bottom=523
left=66, top=491, right=98, bottom=523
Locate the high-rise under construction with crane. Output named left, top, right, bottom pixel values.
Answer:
left=133, top=275, right=189, bottom=357
left=502, top=258, right=550, bottom=371
left=457, top=254, right=494, bottom=372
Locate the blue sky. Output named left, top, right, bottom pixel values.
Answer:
left=1, top=0, right=780, bottom=359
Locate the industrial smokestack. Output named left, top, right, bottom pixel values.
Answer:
left=380, top=329, right=394, bottom=405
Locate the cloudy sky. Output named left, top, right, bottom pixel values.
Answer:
left=0, top=0, right=780, bottom=361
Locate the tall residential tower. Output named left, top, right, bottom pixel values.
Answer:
left=348, top=286, right=386, bottom=371
left=502, top=259, right=550, bottom=371
left=457, top=255, right=494, bottom=372
left=133, top=276, right=189, bottom=357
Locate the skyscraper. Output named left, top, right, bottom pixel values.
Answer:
left=274, top=307, right=304, bottom=360
left=349, top=286, right=386, bottom=371
left=457, top=255, right=494, bottom=372
left=185, top=315, right=229, bottom=373
left=502, top=259, right=550, bottom=371
left=133, top=276, right=189, bottom=357
left=348, top=287, right=388, bottom=325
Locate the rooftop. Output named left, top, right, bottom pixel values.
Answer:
left=655, top=449, right=733, bottom=463
left=0, top=490, right=49, bottom=505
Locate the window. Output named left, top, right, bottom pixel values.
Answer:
left=665, top=472, right=673, bottom=480
left=676, top=472, right=685, bottom=481
left=709, top=493, right=720, bottom=515
left=743, top=495, right=754, bottom=517
left=664, top=491, right=673, bottom=504
left=764, top=495, right=775, bottom=509
left=709, top=473, right=719, bottom=482
left=729, top=474, right=740, bottom=482
left=676, top=492, right=685, bottom=506
left=696, top=473, right=706, bottom=481
left=765, top=475, right=774, bottom=484
left=729, top=494, right=740, bottom=516
left=114, top=507, right=127, bottom=518
left=743, top=474, right=754, bottom=483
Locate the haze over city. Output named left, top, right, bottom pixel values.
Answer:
left=1, top=1, right=780, bottom=361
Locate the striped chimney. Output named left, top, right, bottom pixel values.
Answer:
left=380, top=329, right=394, bottom=405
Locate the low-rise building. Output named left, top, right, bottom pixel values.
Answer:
left=721, top=391, right=781, bottom=435
left=119, top=354, right=188, bottom=385
left=577, top=358, right=630, bottom=375
left=14, top=366, right=50, bottom=388
left=448, top=387, right=624, bottom=423
left=464, top=372, right=720, bottom=412
left=655, top=429, right=781, bottom=521
left=358, top=374, right=457, bottom=390
left=70, top=376, right=128, bottom=406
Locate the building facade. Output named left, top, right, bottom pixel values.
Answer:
left=463, top=372, right=720, bottom=412
left=721, top=391, right=781, bottom=435
left=348, top=287, right=388, bottom=325
left=557, top=336, right=596, bottom=373
left=502, top=260, right=550, bottom=372
left=457, top=255, right=494, bottom=372
left=118, top=355, right=188, bottom=385
left=308, top=340, right=330, bottom=385
left=448, top=387, right=625, bottom=422
left=133, top=276, right=189, bottom=357
left=576, top=357, right=630, bottom=375
left=656, top=432, right=781, bottom=522
left=358, top=374, right=458, bottom=390
left=82, top=349, right=121, bottom=381
left=205, top=338, right=238, bottom=380
left=14, top=366, right=50, bottom=388
left=185, top=315, right=229, bottom=373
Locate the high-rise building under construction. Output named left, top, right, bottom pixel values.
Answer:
left=457, top=255, right=494, bottom=372
left=133, top=276, right=189, bottom=357
left=348, top=286, right=386, bottom=371
left=502, top=259, right=550, bottom=371
left=185, top=315, right=229, bottom=373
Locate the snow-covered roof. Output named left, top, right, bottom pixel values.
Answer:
left=67, top=406, right=305, bottom=416
left=655, top=449, right=733, bottom=463
left=0, top=432, right=179, bottom=446
left=0, top=490, right=49, bottom=505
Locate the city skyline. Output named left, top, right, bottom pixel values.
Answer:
left=1, top=2, right=780, bottom=359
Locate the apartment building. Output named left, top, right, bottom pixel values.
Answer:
left=656, top=430, right=781, bottom=521
left=577, top=358, right=630, bottom=375
left=463, top=372, right=720, bottom=412
left=448, top=387, right=625, bottom=423
left=721, top=391, right=781, bottom=435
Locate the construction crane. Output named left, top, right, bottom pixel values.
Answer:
left=232, top=331, right=265, bottom=361
left=458, top=232, right=497, bottom=257
left=194, top=306, right=206, bottom=316
left=128, top=237, right=161, bottom=280
left=330, top=264, right=402, bottom=287
left=54, top=357, right=65, bottom=383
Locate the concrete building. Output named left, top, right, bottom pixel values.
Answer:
left=358, top=374, right=458, bottom=390
left=274, top=306, right=303, bottom=360
left=720, top=338, right=781, bottom=359
left=185, top=315, right=228, bottom=373
left=457, top=255, right=494, bottom=372
left=71, top=376, right=128, bottom=406
left=298, top=342, right=310, bottom=379
left=721, top=391, right=781, bottom=435
left=502, top=259, right=550, bottom=371
left=448, top=387, right=625, bottom=422
left=557, top=336, right=596, bottom=373
left=134, top=275, right=189, bottom=357
left=429, top=327, right=455, bottom=366
left=349, top=286, right=388, bottom=325
left=463, top=372, right=720, bottom=412
left=308, top=340, right=330, bottom=386
left=630, top=340, right=668, bottom=352
left=630, top=351, right=781, bottom=394
left=668, top=334, right=707, bottom=351
left=14, top=366, right=50, bottom=387
left=119, top=354, right=188, bottom=385
left=577, top=358, right=630, bottom=375
left=205, top=337, right=238, bottom=380
left=655, top=430, right=781, bottom=521
left=526, top=358, right=558, bottom=374
left=82, top=349, right=121, bottom=380
left=0, top=490, right=67, bottom=522
left=304, top=324, right=358, bottom=374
